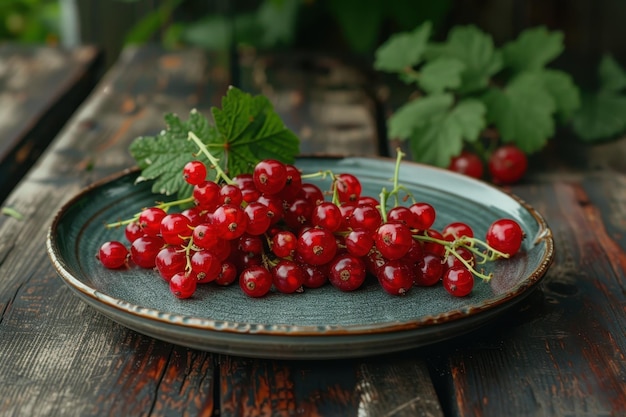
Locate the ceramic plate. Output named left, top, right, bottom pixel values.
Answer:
left=46, top=157, right=554, bottom=359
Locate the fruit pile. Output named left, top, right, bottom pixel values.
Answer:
left=97, top=154, right=524, bottom=299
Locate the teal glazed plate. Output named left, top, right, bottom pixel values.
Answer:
left=46, top=157, right=554, bottom=359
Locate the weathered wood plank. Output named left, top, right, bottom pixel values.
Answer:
left=219, top=355, right=443, bottom=417
left=0, top=44, right=102, bottom=203
left=239, top=51, right=385, bottom=157
left=0, top=45, right=226, bottom=417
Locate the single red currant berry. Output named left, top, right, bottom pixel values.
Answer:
left=193, top=180, right=221, bottom=209
left=312, top=202, right=343, bottom=232
left=212, top=204, right=249, bottom=240
left=414, top=253, right=444, bottom=286
left=345, top=229, right=374, bottom=257
left=191, top=223, right=220, bottom=250
left=485, top=218, right=524, bottom=257
left=244, top=202, right=271, bottom=236
left=296, top=227, right=338, bottom=265
left=215, top=262, right=237, bottom=286
left=408, top=202, right=436, bottom=230
left=253, top=159, right=287, bottom=195
left=239, top=266, right=273, bottom=297
left=300, top=263, right=329, bottom=289
left=442, top=267, right=474, bottom=297
left=271, top=260, right=305, bottom=294
left=97, top=241, right=129, bottom=269
left=448, top=151, right=484, bottom=179
left=349, top=204, right=382, bottom=232
left=283, top=198, right=313, bottom=231
left=335, top=173, right=361, bottom=203
left=137, top=207, right=167, bottom=237
left=271, top=230, right=297, bottom=258
left=190, top=250, right=221, bottom=283
left=155, top=246, right=186, bottom=281
left=328, top=254, right=367, bottom=292
left=300, top=183, right=325, bottom=206
left=160, top=213, right=193, bottom=245
left=219, top=184, right=243, bottom=206
left=442, top=222, right=474, bottom=241
left=183, top=160, right=207, bottom=185
left=387, top=206, right=415, bottom=226
left=488, top=145, right=528, bottom=184
left=376, top=260, right=414, bottom=296
left=124, top=222, right=143, bottom=243
left=130, top=235, right=164, bottom=268
left=169, top=272, right=197, bottom=299
left=374, top=222, right=413, bottom=261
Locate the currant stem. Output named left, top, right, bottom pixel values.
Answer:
left=105, top=196, right=195, bottom=228
left=188, top=131, right=235, bottom=185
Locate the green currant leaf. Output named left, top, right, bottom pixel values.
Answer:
left=539, top=69, right=581, bottom=120
left=502, top=27, right=564, bottom=72
left=571, top=91, right=626, bottom=141
left=418, top=57, right=466, bottom=94
left=212, top=86, right=300, bottom=176
left=483, top=72, right=556, bottom=153
left=407, top=98, right=486, bottom=167
left=130, top=110, right=218, bottom=197
left=425, top=25, right=502, bottom=94
left=598, top=54, right=626, bottom=93
left=388, top=93, right=454, bottom=140
left=374, top=21, right=432, bottom=72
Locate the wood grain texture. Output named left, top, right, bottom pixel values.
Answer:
left=218, top=355, right=443, bottom=417
left=0, top=45, right=227, bottom=417
left=0, top=44, right=102, bottom=203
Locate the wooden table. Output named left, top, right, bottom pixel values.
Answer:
left=1, top=44, right=625, bottom=416
left=0, top=44, right=102, bottom=204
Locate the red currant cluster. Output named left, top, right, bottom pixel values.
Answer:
left=448, top=144, right=528, bottom=185
left=97, top=157, right=524, bottom=299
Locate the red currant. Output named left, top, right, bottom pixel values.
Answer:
left=98, top=241, right=129, bottom=269
left=160, top=213, right=192, bottom=245
left=169, top=272, right=197, bottom=299
left=239, top=266, right=273, bottom=297
left=296, top=227, right=338, bottom=265
left=130, top=235, right=164, bottom=268
left=376, top=260, right=413, bottom=295
left=448, top=151, right=484, bottom=179
left=442, top=267, right=474, bottom=297
left=183, top=160, right=207, bottom=185
left=408, top=202, right=436, bottom=230
left=335, top=173, right=361, bottom=203
left=328, top=254, right=366, bottom=291
left=253, top=159, right=287, bottom=195
left=485, top=218, right=524, bottom=256
left=488, top=145, right=528, bottom=184
left=271, top=260, right=305, bottom=293
left=374, top=222, right=413, bottom=261
left=138, top=207, right=167, bottom=237
left=155, top=246, right=186, bottom=281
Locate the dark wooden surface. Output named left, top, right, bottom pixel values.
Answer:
left=0, top=43, right=102, bottom=204
left=0, top=43, right=625, bottom=416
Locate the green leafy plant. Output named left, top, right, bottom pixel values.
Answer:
left=571, top=55, right=626, bottom=142
left=130, top=86, right=300, bottom=198
left=374, top=22, right=582, bottom=168
left=0, top=0, right=59, bottom=43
